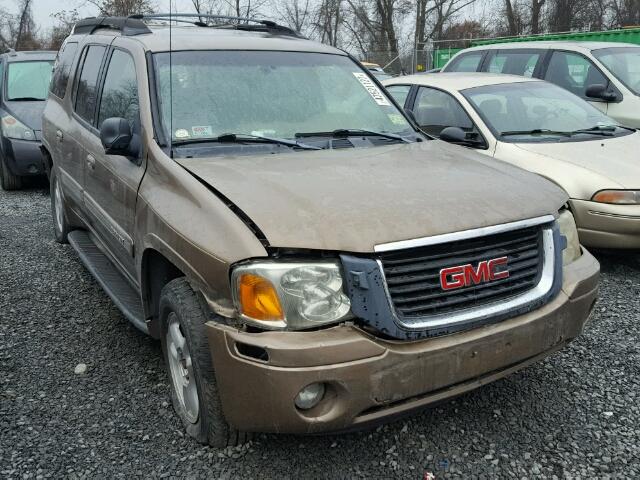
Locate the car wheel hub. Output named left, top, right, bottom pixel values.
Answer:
left=166, top=313, right=199, bottom=424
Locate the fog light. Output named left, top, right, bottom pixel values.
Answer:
left=294, top=382, right=326, bottom=410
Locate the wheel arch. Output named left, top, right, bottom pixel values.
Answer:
left=141, top=248, right=185, bottom=338
left=39, top=144, right=53, bottom=179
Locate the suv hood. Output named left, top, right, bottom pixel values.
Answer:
left=176, top=141, right=566, bottom=252
left=4, top=100, right=46, bottom=131
left=513, top=132, right=640, bottom=188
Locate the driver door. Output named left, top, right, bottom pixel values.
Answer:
left=82, top=46, right=144, bottom=283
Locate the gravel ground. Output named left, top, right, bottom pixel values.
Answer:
left=1, top=184, right=639, bottom=479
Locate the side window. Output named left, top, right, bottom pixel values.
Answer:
left=413, top=87, right=474, bottom=137
left=74, top=45, right=106, bottom=124
left=487, top=51, right=541, bottom=77
left=50, top=42, right=78, bottom=98
left=445, top=52, right=484, bottom=72
left=386, top=85, right=411, bottom=107
left=98, top=50, right=139, bottom=130
left=544, top=51, right=608, bottom=98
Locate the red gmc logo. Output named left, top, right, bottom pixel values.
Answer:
left=439, top=257, right=509, bottom=291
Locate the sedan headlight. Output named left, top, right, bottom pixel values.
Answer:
left=557, top=209, right=581, bottom=265
left=1, top=114, right=35, bottom=140
left=592, top=190, right=640, bottom=205
left=231, top=261, right=353, bottom=330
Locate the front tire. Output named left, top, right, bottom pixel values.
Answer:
left=0, top=153, right=22, bottom=190
left=159, top=278, right=250, bottom=447
left=50, top=168, right=71, bottom=243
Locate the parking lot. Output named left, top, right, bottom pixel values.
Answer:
left=1, top=184, right=639, bottom=479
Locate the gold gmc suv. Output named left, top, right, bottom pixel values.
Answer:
left=42, top=15, right=600, bottom=447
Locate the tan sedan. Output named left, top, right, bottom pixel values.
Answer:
left=385, top=73, right=640, bottom=249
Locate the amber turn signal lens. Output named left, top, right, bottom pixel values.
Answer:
left=238, top=274, right=284, bottom=321
left=592, top=190, right=640, bottom=205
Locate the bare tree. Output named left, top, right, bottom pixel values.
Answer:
left=313, top=0, right=342, bottom=46
left=611, top=0, right=640, bottom=27
left=48, top=9, right=80, bottom=49
left=273, top=0, right=312, bottom=32
left=530, top=0, right=545, bottom=34
left=415, top=0, right=478, bottom=47
left=85, top=0, right=155, bottom=16
left=503, top=0, right=521, bottom=35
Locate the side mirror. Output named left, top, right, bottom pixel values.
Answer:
left=585, top=83, right=619, bottom=102
left=100, top=117, right=132, bottom=155
left=439, top=126, right=467, bottom=144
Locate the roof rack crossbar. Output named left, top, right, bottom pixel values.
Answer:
left=130, top=13, right=302, bottom=37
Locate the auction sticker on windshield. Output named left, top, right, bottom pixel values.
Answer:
left=192, top=125, right=213, bottom=138
left=353, top=72, right=390, bottom=106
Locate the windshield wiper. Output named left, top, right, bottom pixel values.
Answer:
left=8, top=96, right=44, bottom=101
left=295, top=128, right=411, bottom=143
left=501, top=125, right=621, bottom=138
left=500, top=129, right=573, bottom=138
left=568, top=125, right=616, bottom=136
left=172, top=133, right=321, bottom=150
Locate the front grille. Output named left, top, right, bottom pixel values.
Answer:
left=378, top=225, right=544, bottom=319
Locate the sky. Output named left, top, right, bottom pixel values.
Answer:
left=0, top=0, right=199, bottom=32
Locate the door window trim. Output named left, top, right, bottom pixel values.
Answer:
left=95, top=46, right=140, bottom=129
left=97, top=45, right=143, bottom=163
left=539, top=49, right=623, bottom=103
left=71, top=43, right=110, bottom=134
left=481, top=48, right=547, bottom=78
left=443, top=50, right=488, bottom=73
left=50, top=40, right=79, bottom=100
left=410, top=85, right=488, bottom=149
left=385, top=83, right=414, bottom=109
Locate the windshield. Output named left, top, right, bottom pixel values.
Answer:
left=6, top=61, right=54, bottom=101
left=462, top=81, right=627, bottom=142
left=593, top=47, right=640, bottom=96
left=153, top=51, right=411, bottom=144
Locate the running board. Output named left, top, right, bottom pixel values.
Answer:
left=68, top=230, right=148, bottom=334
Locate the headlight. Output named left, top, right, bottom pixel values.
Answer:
left=231, top=261, right=353, bottom=330
left=1, top=114, right=35, bottom=140
left=557, top=210, right=581, bottom=265
left=592, top=190, right=640, bottom=205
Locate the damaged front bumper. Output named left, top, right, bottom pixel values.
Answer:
left=205, top=248, right=599, bottom=434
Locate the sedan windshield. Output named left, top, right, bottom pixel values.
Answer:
left=6, top=61, right=54, bottom=101
left=152, top=51, right=411, bottom=145
left=462, top=81, right=628, bottom=142
left=593, top=47, right=640, bottom=96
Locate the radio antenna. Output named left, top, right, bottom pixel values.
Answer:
left=168, top=0, right=173, bottom=158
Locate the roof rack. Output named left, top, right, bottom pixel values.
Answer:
left=72, top=16, right=152, bottom=36
left=130, top=13, right=303, bottom=38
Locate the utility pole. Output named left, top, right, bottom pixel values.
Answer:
left=15, top=0, right=32, bottom=50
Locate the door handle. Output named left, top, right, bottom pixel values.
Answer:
left=86, top=154, right=96, bottom=170
left=55, top=130, right=63, bottom=142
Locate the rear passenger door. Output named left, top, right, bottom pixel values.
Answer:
left=44, top=40, right=81, bottom=208
left=82, top=46, right=144, bottom=282
left=542, top=50, right=613, bottom=114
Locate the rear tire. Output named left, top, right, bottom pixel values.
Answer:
left=159, top=278, right=250, bottom=447
left=0, top=154, right=22, bottom=190
left=50, top=168, right=71, bottom=243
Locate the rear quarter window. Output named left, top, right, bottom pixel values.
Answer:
left=444, top=52, right=484, bottom=72
left=50, top=42, right=78, bottom=99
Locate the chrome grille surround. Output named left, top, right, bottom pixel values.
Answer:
left=374, top=215, right=558, bottom=332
